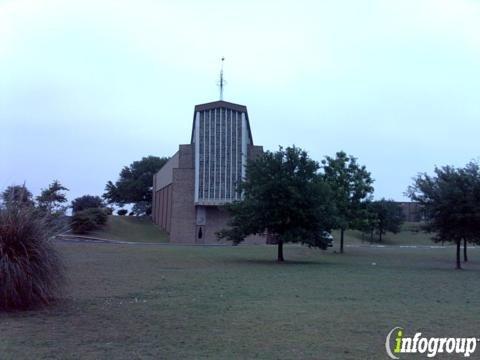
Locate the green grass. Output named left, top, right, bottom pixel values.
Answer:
left=333, top=222, right=435, bottom=246
left=86, top=217, right=431, bottom=246
left=1, top=242, right=479, bottom=359
left=89, top=215, right=168, bottom=243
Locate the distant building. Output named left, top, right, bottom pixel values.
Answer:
left=396, top=202, right=423, bottom=222
left=152, top=100, right=264, bottom=244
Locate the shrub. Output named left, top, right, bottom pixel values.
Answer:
left=88, top=208, right=108, bottom=225
left=71, top=195, right=104, bottom=214
left=71, top=208, right=108, bottom=234
left=117, top=209, right=128, bottom=216
left=0, top=204, right=64, bottom=311
left=70, top=212, right=97, bottom=234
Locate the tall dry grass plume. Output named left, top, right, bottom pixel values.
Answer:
left=0, top=188, right=65, bottom=311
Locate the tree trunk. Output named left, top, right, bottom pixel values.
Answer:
left=463, top=238, right=468, bottom=262
left=456, top=239, right=462, bottom=270
left=340, top=228, right=345, bottom=253
left=379, top=230, right=382, bottom=242
left=277, top=240, right=284, bottom=262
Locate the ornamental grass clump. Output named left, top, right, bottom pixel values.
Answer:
left=0, top=204, right=64, bottom=311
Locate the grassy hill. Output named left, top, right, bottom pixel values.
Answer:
left=332, top=222, right=435, bottom=246
left=90, top=215, right=168, bottom=243
left=87, top=218, right=431, bottom=246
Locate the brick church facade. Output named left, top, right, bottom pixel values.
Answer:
left=152, top=100, right=264, bottom=244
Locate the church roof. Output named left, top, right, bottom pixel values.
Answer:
left=190, top=100, right=254, bottom=145
left=194, top=100, right=247, bottom=113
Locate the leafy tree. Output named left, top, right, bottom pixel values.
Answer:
left=103, top=156, right=168, bottom=216
left=364, top=199, right=404, bottom=242
left=117, top=209, right=128, bottom=216
left=407, top=162, right=480, bottom=269
left=1, top=185, right=34, bottom=207
left=218, top=146, right=336, bottom=262
left=36, top=180, right=69, bottom=214
left=461, top=161, right=480, bottom=261
left=321, top=151, right=374, bottom=253
left=71, top=195, right=104, bottom=214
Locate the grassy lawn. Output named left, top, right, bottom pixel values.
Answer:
left=79, top=216, right=430, bottom=247
left=89, top=215, right=168, bottom=243
left=1, top=241, right=479, bottom=359
left=333, top=222, right=435, bottom=246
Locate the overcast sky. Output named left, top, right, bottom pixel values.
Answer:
left=1, top=0, right=479, bottom=203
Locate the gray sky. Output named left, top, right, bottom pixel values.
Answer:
left=1, top=0, right=479, bottom=203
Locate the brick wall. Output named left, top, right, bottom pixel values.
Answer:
left=196, top=206, right=265, bottom=245
left=153, top=184, right=173, bottom=233
left=169, top=145, right=197, bottom=243
left=248, top=144, right=264, bottom=161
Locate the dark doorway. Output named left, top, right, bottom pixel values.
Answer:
left=196, top=226, right=204, bottom=244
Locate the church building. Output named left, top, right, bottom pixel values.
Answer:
left=152, top=99, right=264, bottom=244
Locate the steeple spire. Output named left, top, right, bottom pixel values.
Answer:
left=218, top=57, right=226, bottom=100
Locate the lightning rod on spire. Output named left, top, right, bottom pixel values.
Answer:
left=218, top=57, right=226, bottom=100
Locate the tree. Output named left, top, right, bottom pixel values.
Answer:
left=461, top=161, right=480, bottom=261
left=36, top=180, right=69, bottom=214
left=103, top=156, right=168, bottom=216
left=321, top=151, right=374, bottom=253
left=218, top=146, right=336, bottom=262
left=1, top=185, right=34, bottom=207
left=71, top=195, right=104, bottom=214
left=407, top=162, right=480, bottom=269
left=364, top=199, right=404, bottom=242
